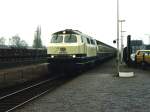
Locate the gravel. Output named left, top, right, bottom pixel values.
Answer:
left=15, top=59, right=150, bottom=112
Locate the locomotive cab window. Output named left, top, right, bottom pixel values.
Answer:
left=64, top=35, right=77, bottom=43
left=51, top=35, right=63, bottom=43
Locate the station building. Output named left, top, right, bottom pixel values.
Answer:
left=130, top=40, right=149, bottom=54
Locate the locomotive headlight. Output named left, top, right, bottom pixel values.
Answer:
left=72, top=55, right=76, bottom=58
left=51, top=55, right=54, bottom=58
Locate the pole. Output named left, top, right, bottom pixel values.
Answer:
left=149, top=36, right=150, bottom=45
left=117, top=0, right=120, bottom=75
left=120, top=21, right=122, bottom=63
left=120, top=20, right=125, bottom=64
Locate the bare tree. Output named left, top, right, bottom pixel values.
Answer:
left=9, top=35, right=20, bottom=47
left=0, top=37, right=6, bottom=45
left=9, top=35, right=28, bottom=48
left=20, top=40, right=28, bottom=48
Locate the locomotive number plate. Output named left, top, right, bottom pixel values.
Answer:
left=60, top=47, right=66, bottom=51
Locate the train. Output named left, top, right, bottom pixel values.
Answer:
left=47, top=29, right=116, bottom=72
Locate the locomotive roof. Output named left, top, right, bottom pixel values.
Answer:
left=52, top=29, right=116, bottom=50
left=53, top=29, right=82, bottom=35
left=52, top=29, right=92, bottom=39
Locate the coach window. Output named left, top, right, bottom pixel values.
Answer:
left=64, top=34, right=77, bottom=43
left=87, top=38, right=90, bottom=44
left=51, top=35, right=63, bottom=43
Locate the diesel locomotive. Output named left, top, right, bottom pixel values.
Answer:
left=47, top=29, right=116, bottom=71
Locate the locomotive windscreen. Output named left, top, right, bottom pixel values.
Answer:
left=51, top=34, right=77, bottom=43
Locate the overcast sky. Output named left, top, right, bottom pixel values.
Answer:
left=0, top=0, right=150, bottom=47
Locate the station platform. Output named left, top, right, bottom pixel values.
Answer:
left=15, top=59, right=150, bottom=112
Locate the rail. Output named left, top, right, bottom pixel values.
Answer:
left=0, top=75, right=66, bottom=112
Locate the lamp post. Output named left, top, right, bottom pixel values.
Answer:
left=116, top=0, right=120, bottom=75
left=115, top=0, right=134, bottom=78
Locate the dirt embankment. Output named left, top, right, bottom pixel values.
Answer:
left=0, top=63, right=49, bottom=88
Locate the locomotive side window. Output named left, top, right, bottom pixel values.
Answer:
left=51, top=35, right=63, bottom=43
left=87, top=38, right=90, bottom=44
left=64, top=34, right=77, bottom=43
left=81, top=36, right=84, bottom=43
left=82, top=36, right=87, bottom=43
left=90, top=39, right=95, bottom=45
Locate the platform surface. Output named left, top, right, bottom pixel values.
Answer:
left=15, top=59, right=150, bottom=112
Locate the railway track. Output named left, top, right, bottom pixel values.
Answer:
left=0, top=74, right=68, bottom=112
